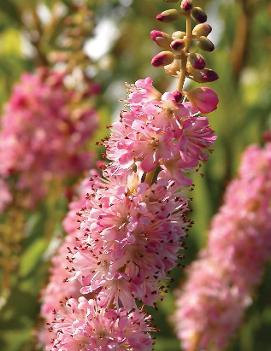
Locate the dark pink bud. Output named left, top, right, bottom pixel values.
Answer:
left=151, top=51, right=175, bottom=67
left=172, top=90, right=183, bottom=103
left=181, top=0, right=193, bottom=11
left=192, top=69, right=219, bottom=82
left=156, top=9, right=179, bottom=22
left=201, top=69, right=219, bottom=82
left=186, top=87, right=219, bottom=113
left=188, top=53, right=206, bottom=69
left=191, top=7, right=207, bottom=23
left=150, top=30, right=171, bottom=49
left=170, top=39, right=185, bottom=51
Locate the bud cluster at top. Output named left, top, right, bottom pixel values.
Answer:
left=151, top=0, right=218, bottom=99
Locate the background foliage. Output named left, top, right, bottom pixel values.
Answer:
left=1, top=0, right=271, bottom=350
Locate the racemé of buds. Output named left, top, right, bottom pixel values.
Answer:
left=152, top=0, right=218, bottom=114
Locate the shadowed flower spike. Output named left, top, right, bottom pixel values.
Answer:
left=175, top=143, right=271, bottom=350
left=175, top=256, right=249, bottom=351
left=0, top=68, right=98, bottom=207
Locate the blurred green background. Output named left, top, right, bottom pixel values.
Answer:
left=1, top=0, right=271, bottom=350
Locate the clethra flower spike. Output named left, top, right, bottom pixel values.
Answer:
left=40, top=1, right=219, bottom=349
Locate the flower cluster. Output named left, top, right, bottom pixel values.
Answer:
left=47, top=297, right=153, bottom=351
left=41, top=76, right=216, bottom=350
left=106, top=80, right=216, bottom=185
left=175, top=143, right=271, bottom=350
left=0, top=67, right=98, bottom=209
left=40, top=0, right=218, bottom=348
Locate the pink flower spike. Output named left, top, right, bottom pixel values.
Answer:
left=186, top=87, right=219, bottom=114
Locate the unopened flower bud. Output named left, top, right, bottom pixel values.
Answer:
left=191, top=7, right=207, bottom=23
left=192, top=68, right=219, bottom=82
left=156, top=9, right=179, bottom=22
left=172, top=31, right=186, bottom=40
left=192, top=23, right=212, bottom=37
left=150, top=30, right=171, bottom=49
left=186, top=87, right=218, bottom=113
left=151, top=51, right=175, bottom=67
left=164, top=59, right=181, bottom=76
left=170, top=39, right=185, bottom=51
left=181, top=0, right=193, bottom=11
left=197, top=36, right=215, bottom=51
left=172, top=90, right=183, bottom=103
left=188, top=53, right=206, bottom=69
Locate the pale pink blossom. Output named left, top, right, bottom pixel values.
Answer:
left=47, top=297, right=153, bottom=351
left=106, top=78, right=216, bottom=184
left=71, top=173, right=189, bottom=308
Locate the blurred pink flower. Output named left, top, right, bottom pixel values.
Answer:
left=0, top=68, right=98, bottom=207
left=175, top=143, right=271, bottom=350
